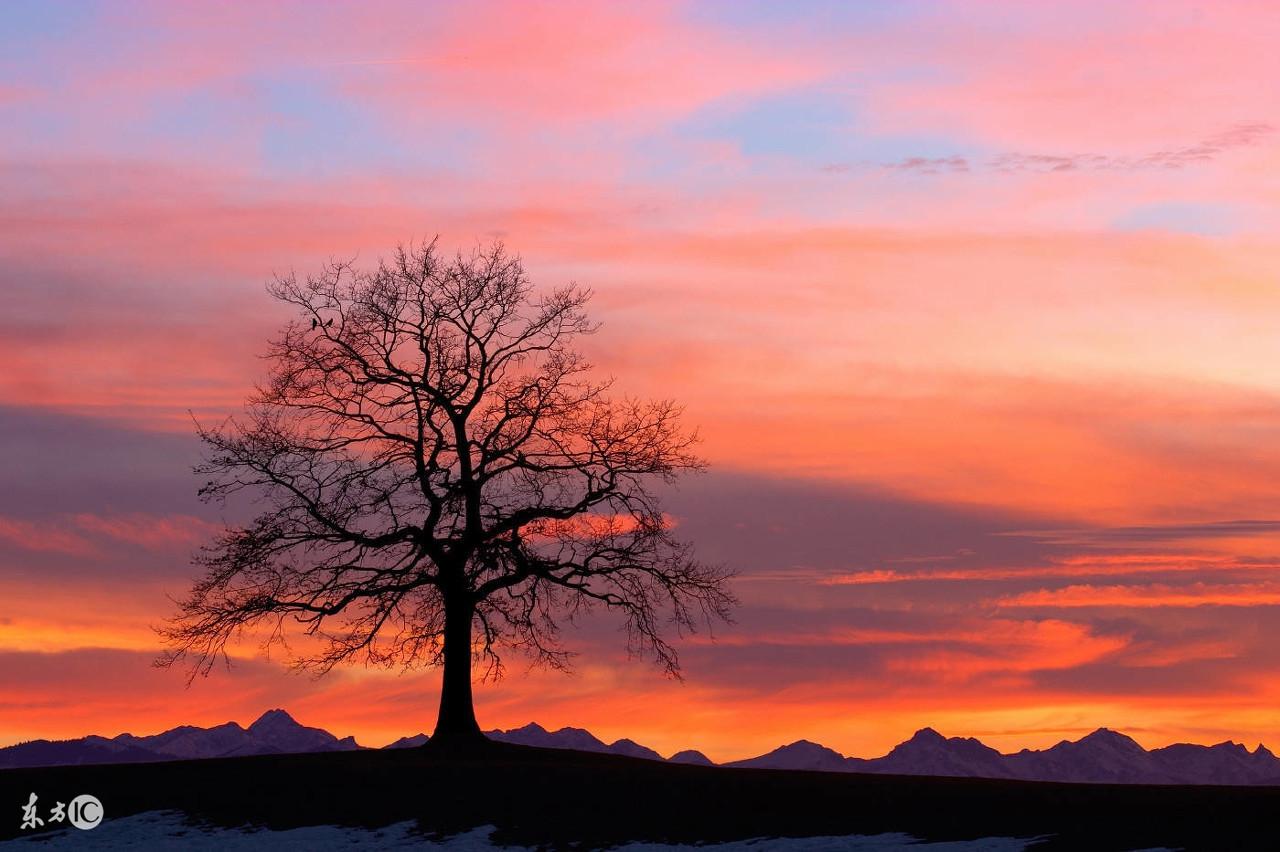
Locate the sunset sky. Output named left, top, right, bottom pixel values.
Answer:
left=5, top=0, right=1280, bottom=762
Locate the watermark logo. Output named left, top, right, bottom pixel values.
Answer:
left=19, top=793, right=102, bottom=831
left=68, top=795, right=103, bottom=830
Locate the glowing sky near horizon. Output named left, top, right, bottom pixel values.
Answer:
left=5, top=0, right=1280, bottom=761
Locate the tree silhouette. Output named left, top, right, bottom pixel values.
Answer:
left=158, top=240, right=735, bottom=746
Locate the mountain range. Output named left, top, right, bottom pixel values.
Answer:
left=0, top=709, right=360, bottom=769
left=726, top=727, right=1280, bottom=785
left=4, top=711, right=1278, bottom=785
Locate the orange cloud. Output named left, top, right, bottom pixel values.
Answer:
left=997, top=581, right=1280, bottom=609
left=524, top=512, right=677, bottom=542
left=818, top=555, right=1280, bottom=586
left=880, top=619, right=1129, bottom=679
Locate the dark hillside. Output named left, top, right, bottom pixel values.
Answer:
left=2, top=740, right=1277, bottom=849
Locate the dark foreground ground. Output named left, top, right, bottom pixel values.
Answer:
left=1, top=741, right=1276, bottom=850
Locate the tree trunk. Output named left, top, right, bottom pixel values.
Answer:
left=429, top=595, right=485, bottom=749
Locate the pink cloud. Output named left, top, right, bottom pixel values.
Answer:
left=861, top=2, right=1280, bottom=153
left=72, top=513, right=217, bottom=550
left=338, top=1, right=826, bottom=126
left=0, top=517, right=93, bottom=556
left=0, top=514, right=215, bottom=556
left=8, top=159, right=1280, bottom=524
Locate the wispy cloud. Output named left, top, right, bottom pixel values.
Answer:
left=0, top=513, right=214, bottom=556
left=73, top=513, right=216, bottom=549
left=990, top=123, right=1275, bottom=173
left=881, top=155, right=971, bottom=174
left=818, top=554, right=1280, bottom=587
left=997, top=581, right=1280, bottom=609
left=0, top=516, right=93, bottom=556
left=861, top=123, right=1275, bottom=177
left=1004, top=519, right=1280, bottom=547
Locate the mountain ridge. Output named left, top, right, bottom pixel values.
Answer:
left=4, top=711, right=1279, bottom=785
left=0, top=709, right=360, bottom=769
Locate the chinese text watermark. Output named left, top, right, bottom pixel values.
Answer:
left=20, top=793, right=102, bottom=831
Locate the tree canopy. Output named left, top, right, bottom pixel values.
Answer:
left=159, top=240, right=735, bottom=743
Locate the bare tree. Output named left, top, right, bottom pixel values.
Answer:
left=158, top=240, right=735, bottom=746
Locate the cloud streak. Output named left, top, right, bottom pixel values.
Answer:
left=998, top=581, right=1280, bottom=609
left=870, top=123, right=1275, bottom=177
left=817, top=554, right=1280, bottom=587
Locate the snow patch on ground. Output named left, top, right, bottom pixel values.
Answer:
left=1, top=811, right=1036, bottom=850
